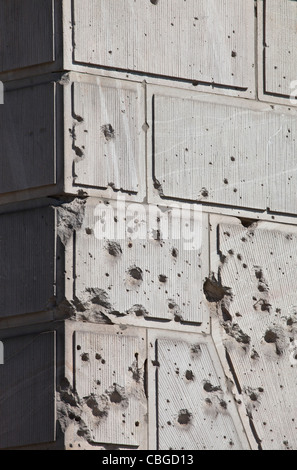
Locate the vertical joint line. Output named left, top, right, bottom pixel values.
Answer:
left=254, top=0, right=259, bottom=100
left=143, top=81, right=149, bottom=204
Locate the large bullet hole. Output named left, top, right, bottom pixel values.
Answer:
left=203, top=381, right=222, bottom=393
left=150, top=0, right=159, bottom=4
left=171, top=247, right=178, bottom=258
left=110, top=389, right=123, bottom=404
left=239, top=217, right=257, bottom=228
left=178, top=409, right=192, bottom=425
left=129, top=267, right=143, bottom=281
left=264, top=329, right=278, bottom=344
left=203, top=275, right=232, bottom=302
left=81, top=353, right=89, bottom=362
left=86, top=396, right=108, bottom=419
left=106, top=241, right=122, bottom=257
left=185, top=370, right=194, bottom=381
left=159, top=274, right=168, bottom=283
left=191, top=344, right=201, bottom=355
left=128, top=304, right=148, bottom=317
left=101, top=124, right=115, bottom=141
left=200, top=187, right=209, bottom=198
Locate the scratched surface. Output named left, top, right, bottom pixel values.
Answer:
left=211, top=218, right=297, bottom=450
left=73, top=0, right=255, bottom=94
left=74, top=328, right=147, bottom=447
left=148, top=331, right=249, bottom=450
left=151, top=88, right=297, bottom=214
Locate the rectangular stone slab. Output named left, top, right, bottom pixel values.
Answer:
left=147, top=330, right=250, bottom=450
left=149, top=86, right=297, bottom=214
left=73, top=0, right=255, bottom=93
left=73, top=327, right=147, bottom=447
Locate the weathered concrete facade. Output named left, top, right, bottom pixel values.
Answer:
left=0, top=0, right=297, bottom=450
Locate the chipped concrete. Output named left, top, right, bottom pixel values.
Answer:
left=210, top=215, right=297, bottom=450
left=1, top=0, right=297, bottom=452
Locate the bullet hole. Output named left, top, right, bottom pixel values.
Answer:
left=95, top=353, right=102, bottom=360
left=223, top=178, right=229, bottom=184
left=237, top=254, right=242, bottom=261
left=159, top=274, right=168, bottom=283
left=150, top=0, right=159, bottom=4
left=109, top=388, right=123, bottom=404
left=249, top=392, right=258, bottom=402
left=264, top=329, right=278, bottom=344
left=200, top=187, right=209, bottom=198
left=203, top=275, right=232, bottom=302
left=106, top=241, right=122, bottom=257
left=228, top=249, right=234, bottom=255
left=174, top=313, right=183, bottom=323
left=153, top=178, right=164, bottom=196
left=86, top=396, right=108, bottom=419
left=135, top=421, right=140, bottom=427
left=77, top=345, right=81, bottom=351
left=171, top=247, right=178, bottom=258
left=128, top=304, right=148, bottom=317
left=85, top=227, right=93, bottom=235
left=177, top=409, right=192, bottom=425
left=251, top=349, right=260, bottom=360
left=73, top=113, right=84, bottom=123
left=220, top=400, right=227, bottom=409
left=231, top=156, right=235, bottom=161
left=231, top=51, right=237, bottom=57
left=81, top=353, right=89, bottom=362
left=129, top=267, right=143, bottom=281
left=128, top=242, right=133, bottom=248
left=73, top=145, right=84, bottom=158
left=203, top=381, right=222, bottom=393
left=258, top=299, right=271, bottom=313
left=185, top=370, right=194, bottom=381
left=191, top=344, right=201, bottom=355
left=152, top=360, right=160, bottom=367
left=101, top=124, right=115, bottom=141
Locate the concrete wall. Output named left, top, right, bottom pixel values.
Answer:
left=0, top=0, right=296, bottom=450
